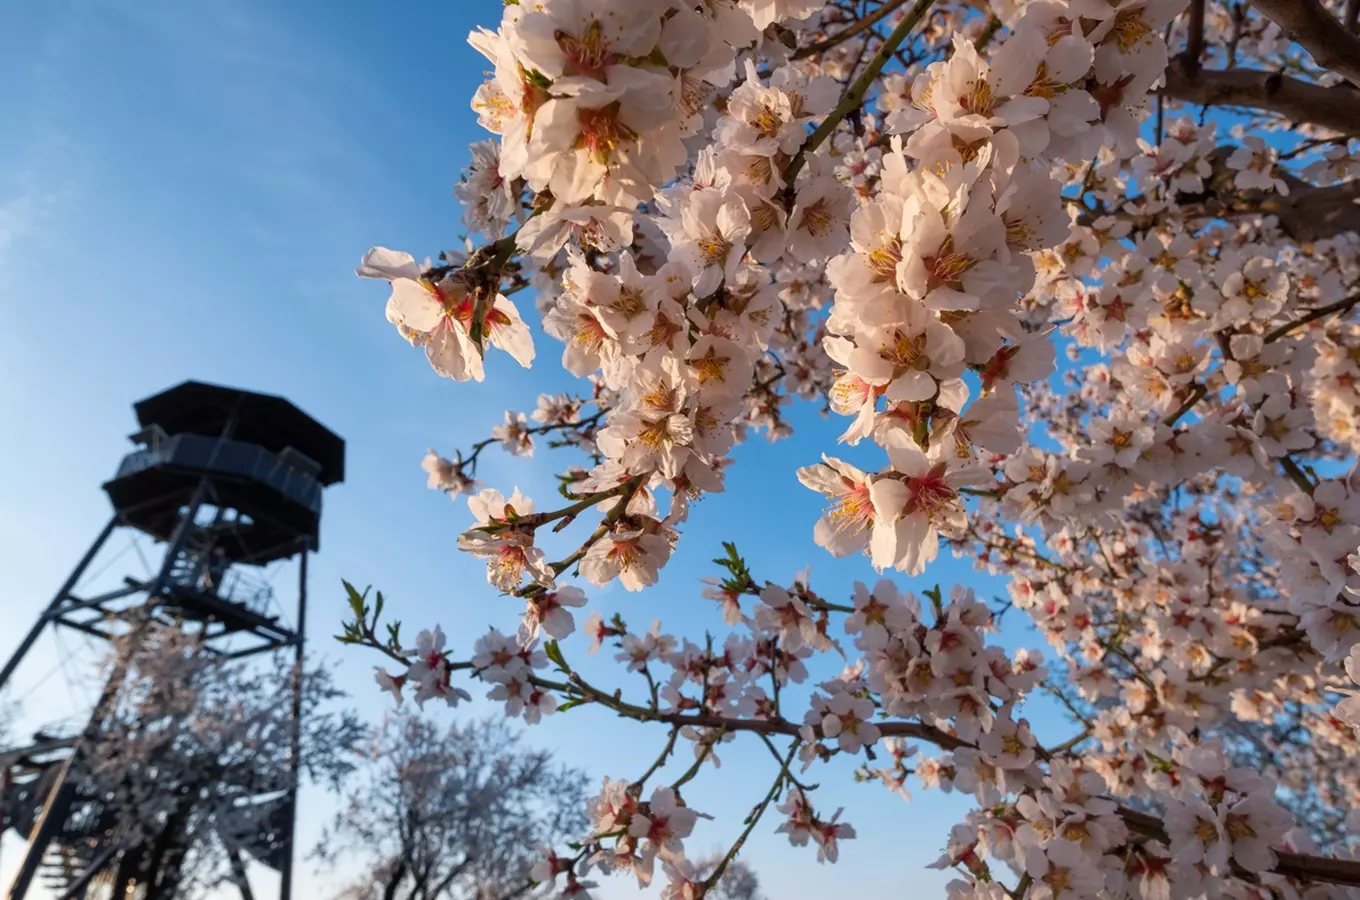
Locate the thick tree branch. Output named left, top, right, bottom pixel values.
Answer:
left=1248, top=0, right=1360, bottom=86
left=1119, top=807, right=1360, bottom=887
left=1209, top=174, right=1360, bottom=243
left=1161, top=56, right=1360, bottom=134
left=1185, top=0, right=1206, bottom=68
left=1081, top=143, right=1360, bottom=243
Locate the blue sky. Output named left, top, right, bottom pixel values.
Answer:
left=0, top=2, right=1073, bottom=897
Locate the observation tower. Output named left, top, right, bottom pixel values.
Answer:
left=0, top=380, right=344, bottom=900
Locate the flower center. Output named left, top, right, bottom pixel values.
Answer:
left=639, top=417, right=681, bottom=449
left=924, top=237, right=977, bottom=290
left=491, top=545, right=528, bottom=582
left=753, top=103, right=784, bottom=139
left=1112, top=9, right=1151, bottom=52
left=642, top=380, right=680, bottom=411
left=751, top=201, right=782, bottom=234
left=608, top=537, right=641, bottom=569
left=573, top=314, right=609, bottom=352
left=576, top=103, right=635, bottom=164
left=906, top=465, right=957, bottom=517
left=830, top=483, right=874, bottom=533
left=799, top=199, right=834, bottom=237
left=886, top=330, right=931, bottom=371
left=614, top=287, right=647, bottom=319
left=1026, top=63, right=1068, bottom=99
left=556, top=21, right=610, bottom=80
left=697, top=231, right=733, bottom=266
left=690, top=346, right=732, bottom=385
left=680, top=73, right=714, bottom=117
left=868, top=236, right=903, bottom=281
left=960, top=78, right=994, bottom=116
left=830, top=374, right=872, bottom=411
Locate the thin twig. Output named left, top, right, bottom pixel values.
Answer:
left=783, top=0, right=937, bottom=184
left=701, top=740, right=799, bottom=892
left=792, top=0, right=910, bottom=59
left=1263, top=293, right=1360, bottom=343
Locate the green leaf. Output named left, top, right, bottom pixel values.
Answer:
left=543, top=639, right=568, bottom=671
left=342, top=580, right=370, bottom=618
left=466, top=290, right=493, bottom=356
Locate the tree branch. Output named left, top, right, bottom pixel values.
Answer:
left=784, top=0, right=936, bottom=184
left=1161, top=56, right=1360, bottom=133
left=1248, top=0, right=1360, bottom=87
left=1264, top=293, right=1360, bottom=343
left=227, top=847, right=257, bottom=900
left=1184, top=0, right=1206, bottom=68
left=533, top=672, right=969, bottom=750
left=792, top=0, right=910, bottom=60
left=1119, top=807, right=1360, bottom=886
left=701, top=740, right=798, bottom=893
left=1081, top=144, right=1360, bottom=243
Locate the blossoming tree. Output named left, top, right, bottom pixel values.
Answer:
left=348, top=0, right=1360, bottom=896
left=316, top=714, right=587, bottom=900
left=80, top=626, right=365, bottom=900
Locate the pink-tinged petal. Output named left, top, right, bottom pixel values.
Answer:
left=427, top=327, right=484, bottom=383
left=387, top=278, right=444, bottom=333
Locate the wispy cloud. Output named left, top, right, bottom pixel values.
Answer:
left=0, top=4, right=81, bottom=276
left=0, top=162, right=74, bottom=268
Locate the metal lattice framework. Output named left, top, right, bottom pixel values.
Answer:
left=0, top=380, right=344, bottom=900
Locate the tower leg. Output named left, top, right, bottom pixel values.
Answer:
left=6, top=620, right=141, bottom=900
left=0, top=517, right=118, bottom=694
left=277, top=540, right=309, bottom=900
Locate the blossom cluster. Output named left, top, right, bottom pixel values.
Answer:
left=351, top=0, right=1360, bottom=897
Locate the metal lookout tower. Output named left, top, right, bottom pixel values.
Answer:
left=0, top=380, right=345, bottom=900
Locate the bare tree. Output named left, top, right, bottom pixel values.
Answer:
left=695, top=857, right=767, bottom=900
left=0, top=693, right=15, bottom=748
left=316, top=713, right=587, bottom=900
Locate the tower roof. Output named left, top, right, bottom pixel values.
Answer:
left=132, top=380, right=345, bottom=486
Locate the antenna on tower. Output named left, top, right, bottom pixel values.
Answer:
left=0, top=380, right=345, bottom=900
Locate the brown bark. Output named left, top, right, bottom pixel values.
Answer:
left=1080, top=145, right=1360, bottom=243
left=1185, top=0, right=1207, bottom=68
left=1191, top=146, right=1360, bottom=243
left=1249, top=0, right=1360, bottom=86
left=1161, top=56, right=1360, bottom=134
left=1120, top=807, right=1360, bottom=887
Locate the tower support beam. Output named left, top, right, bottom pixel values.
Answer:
left=0, top=516, right=119, bottom=695
left=277, top=537, right=310, bottom=900
left=7, top=619, right=143, bottom=900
